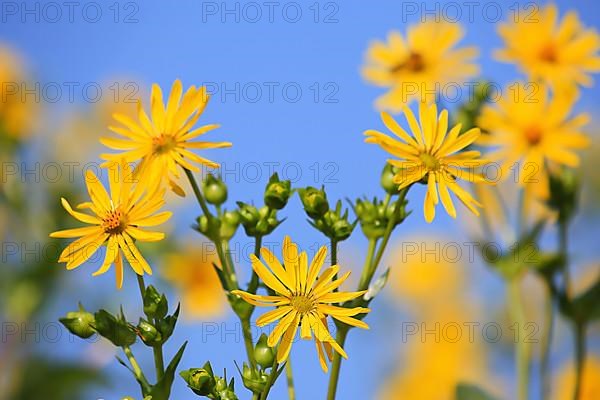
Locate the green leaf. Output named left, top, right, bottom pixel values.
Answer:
left=571, top=276, right=600, bottom=323
left=147, top=341, right=188, bottom=400
left=455, top=383, right=498, bottom=400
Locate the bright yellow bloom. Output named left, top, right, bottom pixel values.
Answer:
left=365, top=103, right=488, bottom=222
left=50, top=160, right=171, bottom=289
left=231, top=236, right=369, bottom=372
left=496, top=4, right=600, bottom=92
left=477, top=83, right=589, bottom=199
left=100, top=79, right=231, bottom=196
left=162, top=247, right=226, bottom=320
left=362, top=20, right=479, bottom=112
left=554, top=357, right=600, bottom=400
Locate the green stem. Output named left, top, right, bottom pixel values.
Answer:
left=123, top=346, right=150, bottom=390
left=184, top=168, right=212, bottom=218
left=357, top=239, right=377, bottom=291
left=241, top=317, right=257, bottom=369
left=559, top=219, right=571, bottom=297
left=326, top=327, right=349, bottom=400
left=248, top=235, right=263, bottom=294
left=136, top=275, right=164, bottom=380
left=331, top=239, right=338, bottom=266
left=260, top=360, right=280, bottom=400
left=508, top=278, right=530, bottom=400
left=573, top=323, right=586, bottom=400
left=285, top=356, right=296, bottom=400
left=540, top=280, right=554, bottom=400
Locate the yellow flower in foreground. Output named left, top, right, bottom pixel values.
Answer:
left=231, top=236, right=369, bottom=372
left=162, top=248, right=226, bottom=320
left=554, top=357, right=600, bottom=400
left=50, top=161, right=171, bottom=288
left=101, top=79, right=231, bottom=195
left=478, top=83, right=589, bottom=199
left=362, top=20, right=479, bottom=112
left=496, top=4, right=600, bottom=91
left=365, top=103, right=488, bottom=222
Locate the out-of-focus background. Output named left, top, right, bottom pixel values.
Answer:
left=1, top=1, right=599, bottom=399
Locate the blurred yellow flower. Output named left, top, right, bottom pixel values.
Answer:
left=100, top=79, right=231, bottom=196
left=0, top=45, right=38, bottom=140
left=478, top=83, right=589, bottom=199
left=50, top=160, right=171, bottom=288
left=554, top=356, right=600, bottom=400
left=231, top=236, right=369, bottom=372
left=379, top=305, right=495, bottom=400
left=496, top=4, right=600, bottom=92
left=162, top=247, right=226, bottom=320
left=362, top=20, right=479, bottom=112
left=387, top=237, right=465, bottom=306
left=365, top=103, right=488, bottom=222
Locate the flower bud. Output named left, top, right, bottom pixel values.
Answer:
left=264, top=173, right=292, bottom=210
left=60, top=304, right=95, bottom=339
left=180, top=366, right=216, bottom=397
left=220, top=210, right=240, bottom=240
left=241, top=362, right=268, bottom=394
left=202, top=174, right=227, bottom=205
left=380, top=164, right=399, bottom=194
left=143, top=285, right=168, bottom=320
left=137, top=319, right=163, bottom=346
left=237, top=202, right=260, bottom=227
left=254, top=333, right=275, bottom=369
left=298, top=186, right=329, bottom=219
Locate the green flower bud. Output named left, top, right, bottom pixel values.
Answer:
left=143, top=285, right=168, bottom=320
left=60, top=304, right=96, bottom=339
left=137, top=319, right=163, bottom=346
left=238, top=202, right=260, bottom=227
left=264, top=173, right=292, bottom=210
left=254, top=333, right=275, bottom=369
left=180, top=367, right=216, bottom=397
left=298, top=186, right=329, bottom=219
left=93, top=309, right=136, bottom=347
left=220, top=210, right=241, bottom=240
left=380, top=164, right=399, bottom=194
left=202, top=174, right=228, bottom=205
left=241, top=363, right=268, bottom=394
left=332, top=219, right=353, bottom=241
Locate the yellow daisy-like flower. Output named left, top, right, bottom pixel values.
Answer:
left=365, top=103, right=488, bottom=222
left=477, top=83, right=589, bottom=199
left=231, top=236, right=369, bottom=372
left=100, top=79, right=231, bottom=196
left=362, top=20, right=479, bottom=112
left=162, top=247, right=226, bottom=321
left=50, top=160, right=171, bottom=289
left=496, top=4, right=600, bottom=91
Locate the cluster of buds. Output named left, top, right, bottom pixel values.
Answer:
left=298, top=186, right=356, bottom=242
left=135, top=285, right=180, bottom=346
left=180, top=361, right=238, bottom=399
left=353, top=196, right=407, bottom=240
left=237, top=334, right=276, bottom=394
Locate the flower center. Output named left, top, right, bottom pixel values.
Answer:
left=391, top=52, right=425, bottom=74
left=539, top=43, right=557, bottom=63
left=524, top=125, right=543, bottom=146
left=102, top=208, right=127, bottom=234
left=152, top=134, right=177, bottom=155
left=419, top=152, right=441, bottom=171
left=290, top=295, right=315, bottom=314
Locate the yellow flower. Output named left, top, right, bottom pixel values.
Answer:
left=231, top=236, right=369, bottom=372
left=477, top=83, right=589, bottom=199
left=100, top=79, right=231, bottom=196
left=496, top=4, right=600, bottom=92
left=50, top=160, right=171, bottom=289
left=365, top=103, right=488, bottom=222
left=0, top=45, right=38, bottom=140
left=554, top=356, right=600, bottom=400
left=362, top=20, right=479, bottom=112
left=162, top=247, right=226, bottom=320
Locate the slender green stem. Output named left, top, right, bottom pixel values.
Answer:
left=123, top=346, right=150, bottom=391
left=248, top=235, right=263, bottom=294
left=184, top=168, right=212, bottom=218
left=285, top=356, right=296, bottom=400
left=136, top=275, right=164, bottom=381
left=357, top=239, right=377, bottom=291
left=326, top=327, right=349, bottom=400
left=559, top=219, right=571, bottom=297
left=331, top=239, right=338, bottom=267
left=260, top=360, right=280, bottom=400
left=508, top=278, right=530, bottom=400
left=540, top=280, right=554, bottom=400
left=241, top=317, right=257, bottom=369
left=573, top=322, right=586, bottom=400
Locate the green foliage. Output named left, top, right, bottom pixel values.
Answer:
left=455, top=383, right=498, bottom=400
